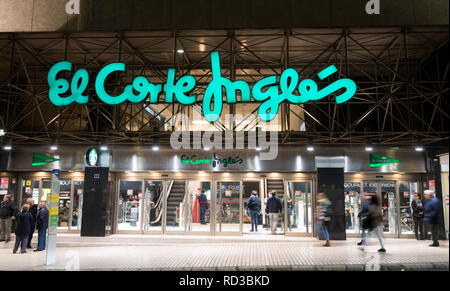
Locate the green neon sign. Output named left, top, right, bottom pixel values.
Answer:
left=32, top=153, right=60, bottom=167
left=369, top=154, right=400, bottom=168
left=181, top=154, right=243, bottom=168
left=48, top=51, right=357, bottom=122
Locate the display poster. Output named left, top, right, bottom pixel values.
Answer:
left=295, top=190, right=302, bottom=197
left=403, top=191, right=410, bottom=198
left=77, top=189, right=83, bottom=195
left=32, top=189, right=40, bottom=202
left=225, top=190, right=232, bottom=197
left=127, top=189, right=133, bottom=196
left=25, top=187, right=32, bottom=195
left=0, top=178, right=8, bottom=189
left=429, top=180, right=435, bottom=190
left=26, top=180, right=31, bottom=186
left=0, top=190, right=7, bottom=195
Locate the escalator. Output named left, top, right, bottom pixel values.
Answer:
left=267, top=179, right=285, bottom=200
left=166, top=181, right=186, bottom=226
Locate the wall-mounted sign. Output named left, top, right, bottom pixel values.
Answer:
left=48, top=51, right=357, bottom=122
left=32, top=153, right=60, bottom=167
left=86, top=148, right=98, bottom=167
left=369, top=154, right=400, bottom=168
left=181, top=153, right=243, bottom=169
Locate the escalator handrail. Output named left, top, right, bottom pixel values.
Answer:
left=150, top=180, right=174, bottom=225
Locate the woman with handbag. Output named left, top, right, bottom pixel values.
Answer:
left=359, top=195, right=386, bottom=252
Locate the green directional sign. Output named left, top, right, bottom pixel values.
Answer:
left=32, top=153, right=60, bottom=167
left=369, top=154, right=400, bottom=168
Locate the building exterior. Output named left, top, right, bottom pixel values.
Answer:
left=0, top=1, right=448, bottom=240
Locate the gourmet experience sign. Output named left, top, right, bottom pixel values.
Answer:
left=48, top=51, right=357, bottom=122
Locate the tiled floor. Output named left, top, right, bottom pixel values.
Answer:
left=0, top=234, right=448, bottom=271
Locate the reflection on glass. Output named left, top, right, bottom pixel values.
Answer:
left=73, top=181, right=83, bottom=229
left=363, top=182, right=377, bottom=194
left=381, top=182, right=396, bottom=234
left=22, top=180, right=40, bottom=205
left=144, top=180, right=164, bottom=231
left=286, top=182, right=312, bottom=233
left=399, top=182, right=418, bottom=235
left=42, top=180, right=52, bottom=204
left=216, top=181, right=240, bottom=233
left=345, top=182, right=361, bottom=234
left=118, top=181, right=143, bottom=230
left=58, top=179, right=71, bottom=229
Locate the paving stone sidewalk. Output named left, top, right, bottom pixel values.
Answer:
left=0, top=234, right=447, bottom=271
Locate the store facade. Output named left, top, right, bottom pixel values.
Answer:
left=0, top=145, right=432, bottom=239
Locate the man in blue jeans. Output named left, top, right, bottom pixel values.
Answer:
left=424, top=190, right=442, bottom=247
left=34, top=202, right=48, bottom=252
left=247, top=191, right=261, bottom=232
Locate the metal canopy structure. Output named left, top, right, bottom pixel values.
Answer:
left=0, top=26, right=448, bottom=149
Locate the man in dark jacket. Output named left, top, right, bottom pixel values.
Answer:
left=198, top=191, right=208, bottom=225
left=13, top=204, right=34, bottom=254
left=357, top=193, right=372, bottom=246
left=265, top=191, right=282, bottom=234
left=423, top=190, right=442, bottom=247
left=247, top=190, right=261, bottom=232
left=26, top=198, right=38, bottom=248
left=0, top=195, right=18, bottom=243
left=411, top=192, right=425, bottom=240
left=35, top=202, right=49, bottom=252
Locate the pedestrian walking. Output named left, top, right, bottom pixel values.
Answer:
left=316, top=193, right=332, bottom=247
left=359, top=195, right=386, bottom=252
left=411, top=192, right=425, bottom=240
left=26, top=198, right=38, bottom=248
left=265, top=191, right=282, bottom=234
left=247, top=190, right=261, bottom=232
left=34, top=202, right=49, bottom=252
left=0, top=195, right=18, bottom=243
left=357, top=193, right=371, bottom=246
left=13, top=204, right=34, bottom=254
left=423, top=190, right=442, bottom=247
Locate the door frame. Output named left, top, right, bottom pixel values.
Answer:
left=283, top=179, right=315, bottom=237
left=212, top=179, right=243, bottom=236
left=141, top=179, right=165, bottom=235
left=116, top=178, right=145, bottom=234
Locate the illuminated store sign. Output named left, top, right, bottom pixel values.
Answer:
left=32, top=153, right=60, bottom=167
left=86, top=148, right=98, bottom=167
left=181, top=153, right=243, bottom=168
left=48, top=51, right=357, bottom=122
left=369, top=154, right=400, bottom=168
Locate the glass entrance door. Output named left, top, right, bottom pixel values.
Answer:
left=398, top=182, right=419, bottom=236
left=344, top=182, right=361, bottom=234
left=361, top=181, right=399, bottom=237
left=187, top=180, right=212, bottom=232
left=118, top=181, right=143, bottom=231
left=285, top=181, right=312, bottom=235
left=143, top=180, right=164, bottom=232
left=215, top=181, right=242, bottom=234
left=380, top=182, right=397, bottom=235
